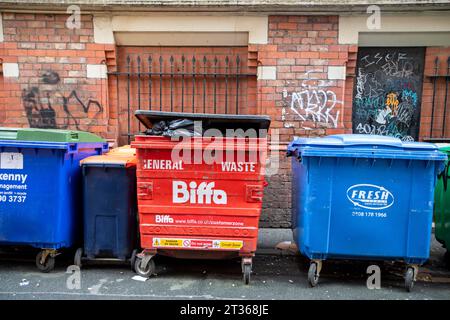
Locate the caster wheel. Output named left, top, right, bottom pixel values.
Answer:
left=134, top=257, right=155, bottom=278
left=444, top=251, right=450, bottom=268
left=36, top=251, right=55, bottom=273
left=74, top=248, right=83, bottom=268
left=243, top=264, right=252, bottom=285
left=308, top=262, right=319, bottom=287
left=130, top=249, right=138, bottom=272
left=405, top=267, right=415, bottom=292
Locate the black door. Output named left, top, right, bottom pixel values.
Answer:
left=352, top=47, right=425, bottom=141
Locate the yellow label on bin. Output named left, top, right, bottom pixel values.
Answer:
left=218, top=241, right=243, bottom=249
left=153, top=238, right=182, bottom=247
left=152, top=238, right=243, bottom=250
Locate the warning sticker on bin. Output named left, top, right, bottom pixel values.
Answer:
left=153, top=238, right=182, bottom=247
left=152, top=238, right=243, bottom=250
left=1, top=153, right=23, bottom=169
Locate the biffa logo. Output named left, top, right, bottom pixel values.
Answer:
left=173, top=181, right=227, bottom=205
left=155, top=215, right=174, bottom=223
left=347, top=184, right=394, bottom=210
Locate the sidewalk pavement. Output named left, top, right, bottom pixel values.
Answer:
left=0, top=236, right=449, bottom=300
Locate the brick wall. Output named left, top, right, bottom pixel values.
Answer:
left=113, top=46, right=257, bottom=145
left=0, top=73, right=21, bottom=125
left=0, top=13, right=357, bottom=228
left=260, top=155, right=292, bottom=228
left=419, top=46, right=450, bottom=140
left=256, top=15, right=356, bottom=227
left=0, top=13, right=117, bottom=139
left=1, top=12, right=448, bottom=228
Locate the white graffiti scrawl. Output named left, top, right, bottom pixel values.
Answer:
left=289, top=71, right=342, bottom=128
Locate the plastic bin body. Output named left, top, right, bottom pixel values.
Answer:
left=0, top=136, right=107, bottom=250
left=81, top=152, right=138, bottom=260
left=288, top=134, right=447, bottom=265
left=131, top=135, right=267, bottom=259
left=434, top=146, right=450, bottom=251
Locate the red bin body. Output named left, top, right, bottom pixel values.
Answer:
left=131, top=136, right=267, bottom=262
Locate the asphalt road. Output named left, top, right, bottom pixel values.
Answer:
left=0, top=237, right=449, bottom=300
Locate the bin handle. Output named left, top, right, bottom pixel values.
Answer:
left=286, top=149, right=302, bottom=162
left=438, top=162, right=449, bottom=191
left=246, top=185, right=264, bottom=202
left=442, top=164, right=449, bottom=191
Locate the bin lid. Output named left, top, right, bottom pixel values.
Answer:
left=135, top=110, right=271, bottom=136
left=107, top=145, right=136, bottom=156
left=287, top=134, right=448, bottom=161
left=0, top=127, right=105, bottom=143
left=438, top=145, right=450, bottom=154
left=80, top=153, right=137, bottom=168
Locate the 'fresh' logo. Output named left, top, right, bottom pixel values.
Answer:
left=173, top=181, right=227, bottom=205
left=347, top=184, right=394, bottom=210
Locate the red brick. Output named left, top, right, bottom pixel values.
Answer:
left=319, top=52, right=339, bottom=59
left=278, top=22, right=298, bottom=30
left=15, top=13, right=35, bottom=20
left=300, top=52, right=319, bottom=59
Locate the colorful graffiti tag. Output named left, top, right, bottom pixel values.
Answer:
left=352, top=48, right=425, bottom=141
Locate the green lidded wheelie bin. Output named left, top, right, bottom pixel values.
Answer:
left=0, top=127, right=108, bottom=272
left=434, top=145, right=450, bottom=261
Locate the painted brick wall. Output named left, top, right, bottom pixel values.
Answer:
left=256, top=15, right=356, bottom=227
left=0, top=13, right=116, bottom=139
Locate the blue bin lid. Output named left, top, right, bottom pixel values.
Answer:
left=287, top=134, right=448, bottom=161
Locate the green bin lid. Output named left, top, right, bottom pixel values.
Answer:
left=439, top=145, right=450, bottom=154
left=0, top=127, right=105, bottom=143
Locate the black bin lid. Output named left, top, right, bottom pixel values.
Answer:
left=135, top=110, right=271, bottom=137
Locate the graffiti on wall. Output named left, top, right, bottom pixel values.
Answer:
left=22, top=71, right=103, bottom=130
left=283, top=70, right=342, bottom=129
left=352, top=48, right=425, bottom=141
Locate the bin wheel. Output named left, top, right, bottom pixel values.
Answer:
left=444, top=251, right=450, bottom=268
left=74, top=248, right=83, bottom=268
left=36, top=251, right=55, bottom=273
left=405, top=267, right=415, bottom=292
left=130, top=249, right=138, bottom=272
left=135, top=257, right=155, bottom=278
left=243, top=264, right=252, bottom=285
left=308, top=262, right=319, bottom=287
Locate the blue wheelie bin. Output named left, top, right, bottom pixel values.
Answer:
left=74, top=147, right=139, bottom=269
left=287, top=134, right=447, bottom=291
left=0, top=128, right=108, bottom=272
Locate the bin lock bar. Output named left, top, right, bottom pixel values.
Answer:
left=138, top=182, right=153, bottom=200
left=246, top=185, right=264, bottom=202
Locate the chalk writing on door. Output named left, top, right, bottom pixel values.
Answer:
left=352, top=48, right=425, bottom=141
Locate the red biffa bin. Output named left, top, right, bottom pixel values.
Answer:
left=131, top=111, right=270, bottom=284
